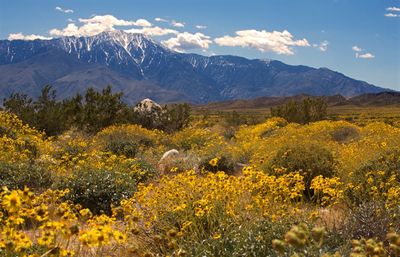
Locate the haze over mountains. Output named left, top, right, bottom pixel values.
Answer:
left=0, top=30, right=391, bottom=104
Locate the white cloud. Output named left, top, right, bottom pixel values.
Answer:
left=214, top=29, right=309, bottom=55
left=195, top=25, right=207, bottom=29
left=352, top=45, right=374, bottom=59
left=49, top=23, right=79, bottom=37
left=313, top=40, right=329, bottom=52
left=352, top=45, right=362, bottom=52
left=356, top=52, right=375, bottom=59
left=78, top=15, right=152, bottom=27
left=49, top=15, right=152, bottom=37
left=155, top=17, right=168, bottom=22
left=135, top=19, right=152, bottom=27
left=55, top=6, right=74, bottom=14
left=8, top=32, right=52, bottom=41
left=162, top=32, right=212, bottom=52
left=125, top=26, right=178, bottom=37
left=171, top=20, right=185, bottom=28
left=384, top=13, right=399, bottom=17
left=386, top=7, right=400, bottom=12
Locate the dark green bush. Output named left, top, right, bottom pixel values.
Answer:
left=200, top=156, right=235, bottom=175
left=358, top=148, right=400, bottom=180
left=330, top=125, right=359, bottom=143
left=0, top=162, right=53, bottom=191
left=55, top=168, right=136, bottom=214
left=271, top=98, right=327, bottom=124
left=268, top=143, right=336, bottom=196
left=182, top=219, right=291, bottom=257
left=105, top=141, right=138, bottom=158
left=160, top=103, right=191, bottom=133
left=0, top=125, right=16, bottom=139
left=130, top=159, right=157, bottom=183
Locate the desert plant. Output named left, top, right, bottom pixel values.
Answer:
left=55, top=167, right=136, bottom=214
left=200, top=155, right=235, bottom=175
left=330, top=125, right=360, bottom=143
left=268, top=142, right=336, bottom=197
left=271, top=98, right=327, bottom=124
left=0, top=161, right=53, bottom=191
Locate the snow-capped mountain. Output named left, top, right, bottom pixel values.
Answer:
left=0, top=30, right=390, bottom=103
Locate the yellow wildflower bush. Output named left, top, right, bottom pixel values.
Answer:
left=93, top=124, right=165, bottom=157
left=310, top=176, right=344, bottom=206
left=0, top=112, right=399, bottom=256
left=0, top=111, right=52, bottom=164
left=0, top=187, right=128, bottom=257
left=118, top=166, right=305, bottom=252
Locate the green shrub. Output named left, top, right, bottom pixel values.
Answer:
left=358, top=148, right=400, bottom=179
left=200, top=156, right=235, bottom=175
left=330, top=125, right=360, bottom=143
left=270, top=98, right=327, bottom=124
left=94, top=124, right=159, bottom=158
left=182, top=219, right=290, bottom=257
left=268, top=143, right=336, bottom=196
left=130, top=159, right=157, bottom=183
left=346, top=148, right=400, bottom=205
left=0, top=125, right=16, bottom=139
left=55, top=168, right=136, bottom=214
left=272, top=223, right=349, bottom=257
left=0, top=162, right=53, bottom=191
left=105, top=141, right=138, bottom=158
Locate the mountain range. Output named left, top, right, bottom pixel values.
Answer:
left=199, top=92, right=400, bottom=111
left=0, top=30, right=392, bottom=104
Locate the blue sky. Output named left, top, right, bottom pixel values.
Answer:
left=1, top=0, right=399, bottom=90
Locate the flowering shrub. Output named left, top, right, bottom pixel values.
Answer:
left=0, top=111, right=399, bottom=256
left=55, top=167, right=137, bottom=214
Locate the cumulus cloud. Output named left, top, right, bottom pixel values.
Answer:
left=171, top=20, right=185, bottom=28
left=78, top=15, right=152, bottom=27
left=125, top=26, right=178, bottom=37
left=134, top=19, right=153, bottom=27
left=8, top=32, right=52, bottom=41
left=352, top=45, right=362, bottom=52
left=55, top=6, right=74, bottom=14
left=195, top=25, right=207, bottom=29
left=162, top=32, right=212, bottom=52
left=49, top=23, right=79, bottom=37
left=386, top=7, right=400, bottom=12
left=352, top=45, right=374, bottom=59
left=214, top=29, right=309, bottom=55
left=356, top=52, right=375, bottom=59
left=155, top=17, right=168, bottom=22
left=49, top=15, right=152, bottom=37
left=313, top=40, right=329, bottom=52
left=384, top=13, right=399, bottom=17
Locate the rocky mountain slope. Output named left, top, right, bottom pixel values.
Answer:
left=0, top=30, right=391, bottom=104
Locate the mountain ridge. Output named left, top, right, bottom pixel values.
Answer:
left=198, top=92, right=400, bottom=111
left=0, top=30, right=394, bottom=104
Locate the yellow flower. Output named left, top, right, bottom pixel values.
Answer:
left=61, top=250, right=75, bottom=257
left=2, top=190, right=21, bottom=212
left=209, top=157, right=220, bottom=167
left=34, top=204, right=49, bottom=222
left=79, top=208, right=92, bottom=218
left=212, top=233, right=221, bottom=240
left=113, top=231, right=127, bottom=243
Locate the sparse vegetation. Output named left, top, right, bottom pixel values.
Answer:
left=270, top=97, right=328, bottom=124
left=1, top=96, right=399, bottom=257
left=3, top=85, right=191, bottom=135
